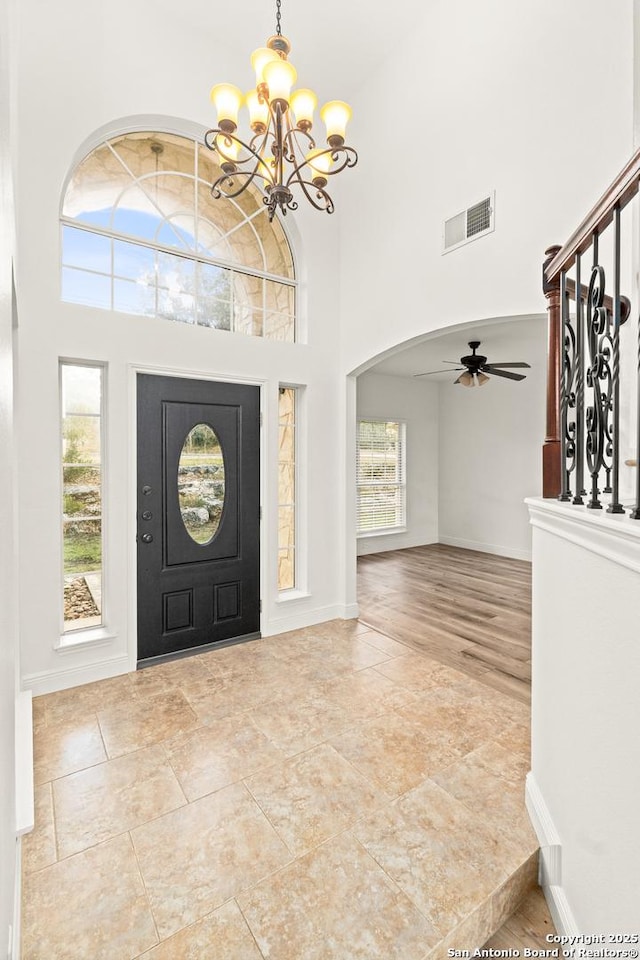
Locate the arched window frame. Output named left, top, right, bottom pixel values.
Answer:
left=59, top=119, right=299, bottom=342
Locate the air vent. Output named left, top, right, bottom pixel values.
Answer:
left=443, top=193, right=494, bottom=253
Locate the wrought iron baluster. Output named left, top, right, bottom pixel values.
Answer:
left=559, top=269, right=573, bottom=501
left=607, top=205, right=624, bottom=513
left=585, top=235, right=604, bottom=508
left=572, top=252, right=585, bottom=504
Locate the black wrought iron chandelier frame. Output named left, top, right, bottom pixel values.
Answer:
left=204, top=0, right=358, bottom=220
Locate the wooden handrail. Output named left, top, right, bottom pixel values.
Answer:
left=545, top=146, right=640, bottom=283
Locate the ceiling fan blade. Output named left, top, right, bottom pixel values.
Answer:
left=484, top=362, right=531, bottom=369
left=487, top=368, right=526, bottom=381
left=442, top=360, right=464, bottom=364
left=414, top=368, right=464, bottom=377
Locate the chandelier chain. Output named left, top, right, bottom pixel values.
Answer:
left=275, top=0, right=282, bottom=35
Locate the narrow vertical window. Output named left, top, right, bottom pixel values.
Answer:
left=356, top=419, right=406, bottom=534
left=278, top=386, right=296, bottom=591
left=61, top=362, right=104, bottom=634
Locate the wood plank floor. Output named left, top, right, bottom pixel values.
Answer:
left=357, top=544, right=532, bottom=704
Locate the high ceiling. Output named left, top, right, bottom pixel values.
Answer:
left=368, top=315, right=547, bottom=380
left=155, top=0, right=427, bottom=104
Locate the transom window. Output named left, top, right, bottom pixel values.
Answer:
left=61, top=131, right=296, bottom=341
left=356, top=419, right=406, bottom=534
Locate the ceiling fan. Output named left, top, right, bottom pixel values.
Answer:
left=414, top=340, right=530, bottom=387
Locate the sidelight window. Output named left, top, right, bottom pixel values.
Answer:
left=356, top=419, right=406, bottom=534
left=60, top=131, right=296, bottom=341
left=278, top=387, right=297, bottom=591
left=60, top=361, right=104, bottom=635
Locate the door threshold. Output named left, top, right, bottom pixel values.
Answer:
left=136, top=631, right=261, bottom=670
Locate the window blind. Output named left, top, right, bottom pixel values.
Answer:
left=356, top=419, right=406, bottom=533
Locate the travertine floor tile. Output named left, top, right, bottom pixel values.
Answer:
left=494, top=719, right=531, bottom=757
left=53, top=744, right=186, bottom=859
left=21, top=834, right=157, bottom=960
left=322, top=667, right=424, bottom=722
left=330, top=710, right=461, bottom=796
left=428, top=899, right=495, bottom=960
left=97, top=690, right=198, bottom=759
left=131, top=781, right=291, bottom=939
left=25, top=619, right=537, bottom=959
left=164, top=714, right=286, bottom=801
left=432, top=745, right=537, bottom=869
left=374, top=653, right=470, bottom=693
left=137, top=899, right=264, bottom=960
left=246, top=742, right=389, bottom=856
left=22, top=782, right=56, bottom=874
left=458, top=738, right=530, bottom=784
left=31, top=696, right=47, bottom=731
left=264, top=630, right=389, bottom=671
left=33, top=716, right=107, bottom=785
left=356, top=629, right=413, bottom=658
left=180, top=668, right=284, bottom=722
left=353, top=779, right=509, bottom=936
left=197, top=641, right=281, bottom=679
left=238, top=832, right=439, bottom=960
left=42, top=674, right=135, bottom=725
left=249, top=688, right=352, bottom=756
left=395, top=686, right=508, bottom=755
left=490, top=853, right=539, bottom=931
left=129, top=656, right=213, bottom=699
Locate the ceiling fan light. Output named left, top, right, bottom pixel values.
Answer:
left=455, top=371, right=474, bottom=387
left=477, top=372, right=490, bottom=386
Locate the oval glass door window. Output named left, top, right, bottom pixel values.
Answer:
left=178, top=424, right=225, bottom=544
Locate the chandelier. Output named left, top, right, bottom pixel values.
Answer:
left=204, top=0, right=358, bottom=220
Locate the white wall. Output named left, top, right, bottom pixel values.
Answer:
left=0, top=0, right=19, bottom=950
left=438, top=317, right=547, bottom=560
left=356, top=372, right=439, bottom=555
left=339, top=0, right=633, bottom=376
left=15, top=1, right=350, bottom=693
left=527, top=500, right=640, bottom=932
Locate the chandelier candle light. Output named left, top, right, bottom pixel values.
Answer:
left=205, top=0, right=358, bottom=220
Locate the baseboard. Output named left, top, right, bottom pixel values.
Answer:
left=15, top=691, right=34, bottom=835
left=263, top=603, right=359, bottom=637
left=357, top=534, right=438, bottom=557
left=22, top=654, right=131, bottom=696
left=525, top=772, right=580, bottom=936
left=439, top=536, right=531, bottom=562
left=544, top=884, right=581, bottom=939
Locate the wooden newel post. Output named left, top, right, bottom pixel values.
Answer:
left=542, top=245, right=562, bottom=498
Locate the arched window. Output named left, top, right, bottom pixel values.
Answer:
left=61, top=131, right=296, bottom=341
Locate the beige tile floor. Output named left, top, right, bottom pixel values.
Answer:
left=23, top=620, right=539, bottom=960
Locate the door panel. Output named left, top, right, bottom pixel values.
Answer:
left=137, top=374, right=260, bottom=664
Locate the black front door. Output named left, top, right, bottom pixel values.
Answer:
left=136, top=374, right=260, bottom=664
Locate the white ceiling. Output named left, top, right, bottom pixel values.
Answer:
left=368, top=315, right=547, bottom=381
left=156, top=0, right=428, bottom=104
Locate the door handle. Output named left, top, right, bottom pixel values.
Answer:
left=141, top=533, right=154, bottom=544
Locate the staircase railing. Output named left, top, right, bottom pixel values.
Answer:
left=542, top=147, right=640, bottom=517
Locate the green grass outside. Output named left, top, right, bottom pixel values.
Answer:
left=64, top=533, right=101, bottom=574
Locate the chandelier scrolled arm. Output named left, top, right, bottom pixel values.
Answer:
left=205, top=128, right=279, bottom=201
left=287, top=174, right=335, bottom=215
left=287, top=145, right=358, bottom=183
left=205, top=0, right=357, bottom=221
